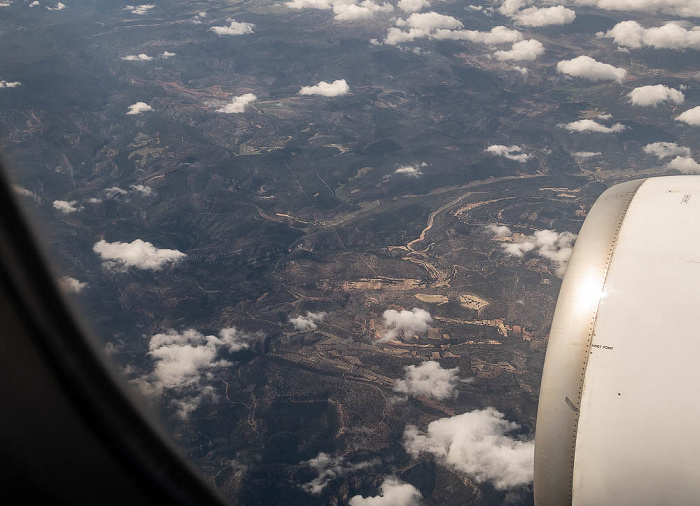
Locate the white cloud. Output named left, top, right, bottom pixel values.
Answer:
left=498, top=0, right=527, bottom=16
left=513, top=6, right=575, bottom=27
left=93, top=239, right=186, bottom=271
left=667, top=156, right=700, bottom=173
left=286, top=0, right=392, bottom=20
left=130, top=327, right=263, bottom=417
left=13, top=185, right=37, bottom=198
left=572, top=0, right=700, bottom=17
left=124, top=4, right=154, bottom=15
left=0, top=2, right=11, bottom=6
left=0, top=80, right=21, bottom=88
left=104, top=186, right=128, bottom=198
left=191, top=11, right=207, bottom=24
left=53, top=200, right=82, bottom=214
left=644, top=142, right=691, bottom=159
left=398, top=0, right=430, bottom=13
left=59, top=276, right=88, bottom=293
left=395, top=163, right=425, bottom=177
left=349, top=477, right=422, bottom=506
left=126, top=102, right=153, bottom=115
left=486, top=224, right=511, bottom=237
left=215, top=93, right=257, bottom=113
left=676, top=106, right=700, bottom=126
left=380, top=307, right=432, bottom=342
left=559, top=119, right=626, bottom=133
left=512, top=66, right=528, bottom=75
left=303, top=453, right=380, bottom=494
left=299, top=79, right=350, bottom=97
left=557, top=55, right=626, bottom=83
left=210, top=19, right=255, bottom=36
left=383, top=11, right=521, bottom=45
left=494, top=39, right=544, bottom=61
left=46, top=2, right=65, bottom=10
left=394, top=361, right=459, bottom=400
left=597, top=113, right=612, bottom=119
left=601, top=21, right=700, bottom=50
left=122, top=54, right=153, bottom=61
left=403, top=407, right=534, bottom=490
left=130, top=184, right=154, bottom=196
left=286, top=0, right=332, bottom=9
left=431, top=25, right=522, bottom=44
left=87, top=197, right=103, bottom=204
left=29, top=1, right=40, bottom=7
left=573, top=151, right=602, bottom=158
left=492, top=228, right=576, bottom=277
left=161, top=51, right=176, bottom=58
left=485, top=144, right=529, bottom=162
left=290, top=311, right=326, bottom=331
left=333, top=0, right=393, bottom=21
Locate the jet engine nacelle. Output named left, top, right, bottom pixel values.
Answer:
left=535, top=176, right=700, bottom=505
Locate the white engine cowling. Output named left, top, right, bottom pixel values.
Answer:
left=535, top=176, right=700, bottom=505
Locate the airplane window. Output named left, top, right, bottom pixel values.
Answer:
left=0, top=1, right=696, bottom=504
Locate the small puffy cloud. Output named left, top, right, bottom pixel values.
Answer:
left=573, top=151, right=602, bottom=158
left=494, top=39, right=544, bottom=61
left=486, top=224, right=511, bottom=237
left=29, top=1, right=40, bottom=6
left=303, top=453, right=380, bottom=495
left=161, top=51, right=176, bottom=58
left=299, top=79, right=349, bottom=97
left=485, top=145, right=529, bottom=162
left=667, top=156, right=700, bottom=173
left=381, top=307, right=432, bottom=342
left=122, top=54, right=153, bottom=61
left=93, top=239, right=186, bottom=271
left=397, top=0, right=429, bottom=13
left=628, top=85, right=685, bottom=106
left=53, top=200, right=82, bottom=214
left=498, top=0, right=527, bottom=16
left=395, top=162, right=425, bottom=177
left=59, top=276, right=88, bottom=294
left=0, top=80, right=21, bottom=88
left=210, top=19, right=255, bottom=36
left=349, top=477, right=422, bottom=506
left=492, top=228, right=576, bottom=277
left=644, top=141, right=691, bottom=159
left=87, top=197, right=103, bottom=204
left=333, top=0, right=393, bottom=21
left=403, top=407, right=534, bottom=490
left=557, top=55, right=626, bottom=83
left=512, top=66, right=528, bottom=75
left=559, top=119, right=626, bottom=133
left=575, top=0, right=699, bottom=17
left=215, top=93, right=257, bottom=113
left=513, top=6, right=575, bottom=27
left=0, top=2, right=11, bottom=6
left=601, top=21, right=700, bottom=51
left=290, top=311, right=326, bottom=331
left=13, top=185, right=37, bottom=198
left=124, top=4, right=154, bottom=15
left=191, top=11, right=207, bottom=24
left=384, top=12, right=521, bottom=45
left=130, top=184, right=154, bottom=196
left=394, top=361, right=459, bottom=400
left=104, top=186, right=128, bottom=199
left=286, top=0, right=332, bottom=9
left=130, top=327, right=263, bottom=417
left=126, top=102, right=153, bottom=115
left=676, top=106, right=700, bottom=126
left=46, top=2, right=65, bottom=10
